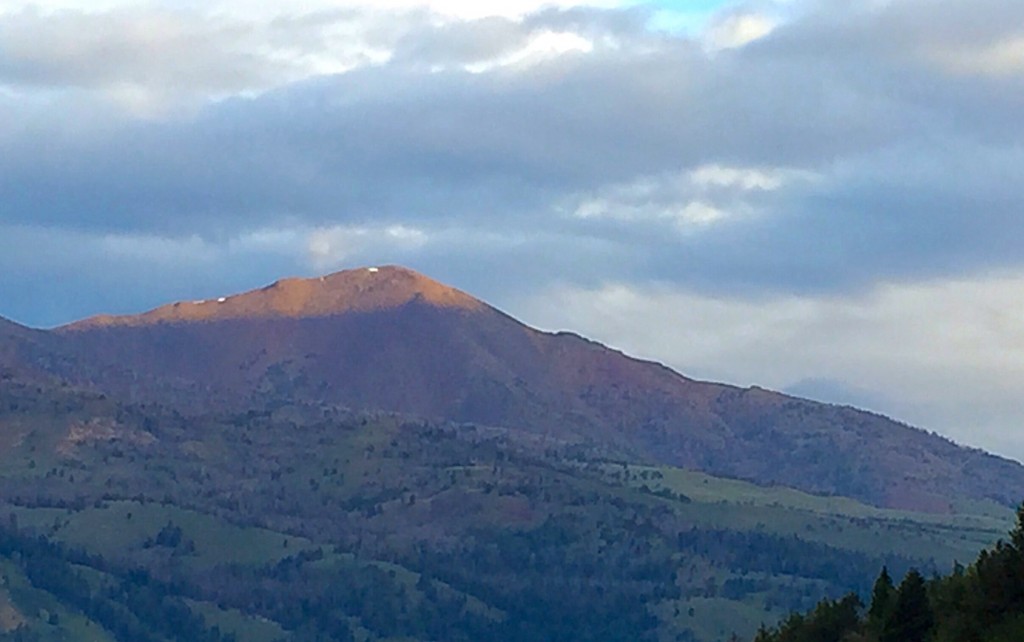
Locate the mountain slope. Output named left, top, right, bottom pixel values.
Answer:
left=0, top=315, right=41, bottom=364
left=47, top=265, right=1024, bottom=511
left=0, top=315, right=76, bottom=384
left=0, top=378, right=1010, bottom=642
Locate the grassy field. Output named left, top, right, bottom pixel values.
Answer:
left=186, top=599, right=287, bottom=642
left=10, top=500, right=316, bottom=569
left=599, top=463, right=1012, bottom=564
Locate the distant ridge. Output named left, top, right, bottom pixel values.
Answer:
left=11, top=265, right=1024, bottom=512
left=64, top=266, right=485, bottom=330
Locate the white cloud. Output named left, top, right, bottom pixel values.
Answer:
left=568, top=164, right=814, bottom=230
left=704, top=12, right=777, bottom=51
left=514, top=273, right=1024, bottom=461
left=307, top=224, right=429, bottom=269
left=573, top=195, right=727, bottom=229
left=463, top=29, right=594, bottom=73
left=0, top=8, right=294, bottom=114
left=0, top=2, right=632, bottom=115
left=689, top=164, right=815, bottom=191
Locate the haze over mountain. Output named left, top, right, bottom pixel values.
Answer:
left=25, top=265, right=1022, bottom=513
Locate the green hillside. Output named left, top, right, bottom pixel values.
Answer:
left=0, top=378, right=1011, bottom=641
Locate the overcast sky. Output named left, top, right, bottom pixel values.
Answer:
left=3, top=0, right=1023, bottom=460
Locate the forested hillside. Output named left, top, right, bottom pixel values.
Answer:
left=0, top=373, right=1010, bottom=641
left=753, top=507, right=1024, bottom=642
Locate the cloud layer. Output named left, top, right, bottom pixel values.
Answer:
left=3, top=0, right=1023, bottom=458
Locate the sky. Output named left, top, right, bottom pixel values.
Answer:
left=2, top=0, right=1024, bottom=460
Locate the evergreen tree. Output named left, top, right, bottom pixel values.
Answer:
left=882, top=569, right=933, bottom=642
left=751, top=504, right=1024, bottom=642
left=1011, top=503, right=1024, bottom=552
left=867, top=566, right=895, bottom=633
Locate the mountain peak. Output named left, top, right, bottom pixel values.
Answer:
left=63, top=265, right=486, bottom=330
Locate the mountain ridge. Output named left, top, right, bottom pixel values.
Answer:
left=7, top=265, right=1024, bottom=513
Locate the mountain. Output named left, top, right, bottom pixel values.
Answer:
left=1, top=267, right=1021, bottom=641
left=49, top=266, right=1024, bottom=512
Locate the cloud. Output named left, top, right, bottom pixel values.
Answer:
left=704, top=11, right=777, bottom=50
left=3, top=0, right=1023, bottom=297
left=308, top=224, right=429, bottom=269
left=930, top=36, right=1024, bottom=77
left=0, top=6, right=418, bottom=113
left=0, top=3, right=648, bottom=114
left=0, top=0, right=627, bottom=21
left=689, top=164, right=810, bottom=190
left=567, top=163, right=816, bottom=231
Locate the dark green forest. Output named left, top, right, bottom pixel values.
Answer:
left=753, top=506, right=1024, bottom=642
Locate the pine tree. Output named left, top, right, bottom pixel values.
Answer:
left=1011, top=503, right=1024, bottom=552
left=867, top=566, right=895, bottom=632
left=882, top=569, right=933, bottom=642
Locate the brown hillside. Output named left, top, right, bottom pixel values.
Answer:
left=65, top=266, right=484, bottom=329
left=37, top=266, right=1024, bottom=512
left=0, top=316, right=74, bottom=384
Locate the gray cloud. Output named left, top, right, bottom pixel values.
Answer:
left=2, top=1, right=1024, bottom=319
left=0, top=6, right=431, bottom=113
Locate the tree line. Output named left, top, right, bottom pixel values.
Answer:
left=753, top=505, right=1024, bottom=642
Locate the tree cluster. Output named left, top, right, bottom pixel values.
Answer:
left=753, top=505, right=1024, bottom=642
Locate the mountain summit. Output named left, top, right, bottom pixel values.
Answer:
left=65, top=266, right=485, bottom=330
left=29, top=266, right=1024, bottom=511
